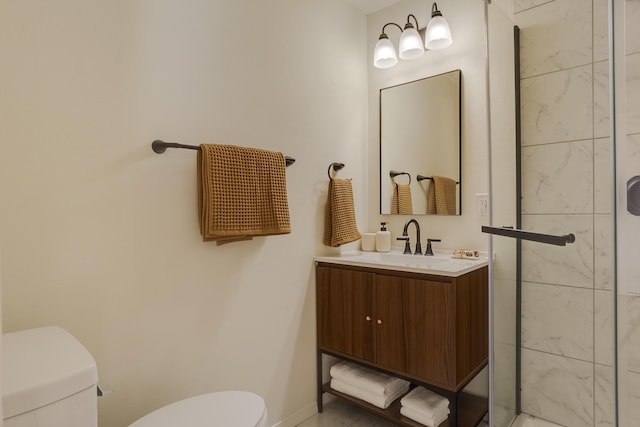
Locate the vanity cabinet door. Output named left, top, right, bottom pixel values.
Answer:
left=316, top=266, right=376, bottom=362
left=375, top=275, right=456, bottom=388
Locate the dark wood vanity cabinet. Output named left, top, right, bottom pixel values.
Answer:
left=316, top=262, right=488, bottom=426
left=316, top=267, right=376, bottom=363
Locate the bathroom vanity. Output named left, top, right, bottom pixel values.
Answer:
left=314, top=251, right=488, bottom=426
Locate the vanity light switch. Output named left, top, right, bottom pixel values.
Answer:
left=628, top=176, right=640, bottom=216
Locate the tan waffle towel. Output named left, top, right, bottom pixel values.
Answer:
left=427, top=176, right=457, bottom=215
left=324, top=178, right=361, bottom=247
left=197, top=144, right=291, bottom=244
left=391, top=183, right=413, bottom=214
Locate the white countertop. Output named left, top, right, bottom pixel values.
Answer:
left=314, top=248, right=489, bottom=277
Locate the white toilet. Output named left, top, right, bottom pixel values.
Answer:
left=2, top=326, right=99, bottom=427
left=129, top=391, right=268, bottom=427
left=2, top=326, right=268, bottom=427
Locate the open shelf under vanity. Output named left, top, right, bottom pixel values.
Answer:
left=322, top=380, right=487, bottom=427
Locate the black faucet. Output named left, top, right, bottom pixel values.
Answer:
left=401, top=219, right=422, bottom=255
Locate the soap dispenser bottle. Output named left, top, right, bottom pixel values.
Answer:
left=376, top=222, right=391, bottom=253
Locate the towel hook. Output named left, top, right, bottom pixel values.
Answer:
left=390, top=170, right=411, bottom=185
left=328, top=162, right=345, bottom=180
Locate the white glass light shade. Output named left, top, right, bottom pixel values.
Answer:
left=373, top=37, right=398, bottom=69
left=399, top=27, right=424, bottom=60
left=425, top=16, right=452, bottom=50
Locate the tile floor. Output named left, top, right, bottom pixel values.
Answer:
left=296, top=398, right=490, bottom=427
left=296, top=399, right=401, bottom=427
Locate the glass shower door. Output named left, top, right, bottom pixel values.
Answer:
left=485, top=1, right=518, bottom=425
left=486, top=0, right=619, bottom=424
left=614, top=0, right=640, bottom=425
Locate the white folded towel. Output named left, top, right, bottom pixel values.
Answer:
left=330, top=377, right=409, bottom=409
left=400, top=386, right=450, bottom=418
left=400, top=405, right=448, bottom=427
left=330, top=361, right=410, bottom=397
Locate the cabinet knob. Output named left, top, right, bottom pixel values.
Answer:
left=365, top=316, right=372, bottom=321
left=377, top=319, right=383, bottom=325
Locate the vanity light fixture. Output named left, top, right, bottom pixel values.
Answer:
left=373, top=2, right=452, bottom=69
left=425, top=3, right=453, bottom=50
left=399, top=15, right=424, bottom=60
left=373, top=22, right=403, bottom=69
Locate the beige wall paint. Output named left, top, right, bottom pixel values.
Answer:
left=366, top=0, right=490, bottom=251
left=0, top=1, right=368, bottom=426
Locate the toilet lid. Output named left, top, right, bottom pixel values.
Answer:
left=129, top=391, right=267, bottom=427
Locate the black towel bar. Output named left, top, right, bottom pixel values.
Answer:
left=151, top=140, right=295, bottom=167
left=417, top=175, right=459, bottom=184
left=482, top=226, right=575, bottom=246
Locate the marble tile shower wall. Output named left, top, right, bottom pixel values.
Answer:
left=514, top=0, right=618, bottom=425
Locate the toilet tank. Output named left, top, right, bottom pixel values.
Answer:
left=2, top=326, right=98, bottom=427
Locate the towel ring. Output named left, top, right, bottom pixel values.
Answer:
left=390, top=170, right=411, bottom=185
left=328, top=162, right=345, bottom=180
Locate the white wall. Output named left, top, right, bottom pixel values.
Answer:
left=367, top=0, right=489, bottom=251
left=0, top=1, right=368, bottom=426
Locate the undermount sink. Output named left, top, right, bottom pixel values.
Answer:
left=314, top=249, right=488, bottom=277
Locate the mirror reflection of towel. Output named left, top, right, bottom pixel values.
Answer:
left=391, top=183, right=413, bottom=214
left=427, top=176, right=457, bottom=215
left=324, top=179, right=361, bottom=247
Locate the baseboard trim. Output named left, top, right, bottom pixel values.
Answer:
left=270, top=401, right=318, bottom=427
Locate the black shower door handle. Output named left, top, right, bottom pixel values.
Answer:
left=628, top=176, right=640, bottom=216
left=482, top=226, right=575, bottom=246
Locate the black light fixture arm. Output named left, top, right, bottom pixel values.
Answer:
left=431, top=2, right=443, bottom=17
left=380, top=22, right=404, bottom=38
left=406, top=13, right=420, bottom=29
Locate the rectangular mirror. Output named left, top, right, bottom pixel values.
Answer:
left=380, top=69, right=461, bottom=215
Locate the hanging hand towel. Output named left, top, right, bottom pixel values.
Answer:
left=391, top=183, right=413, bottom=214
left=323, top=178, right=361, bottom=247
left=427, top=176, right=457, bottom=215
left=197, top=144, right=291, bottom=244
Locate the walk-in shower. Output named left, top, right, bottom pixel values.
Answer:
left=485, top=0, right=638, bottom=425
